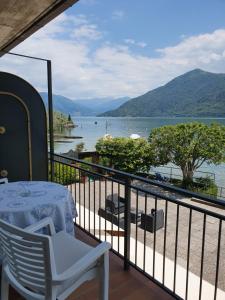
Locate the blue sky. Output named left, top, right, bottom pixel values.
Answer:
left=72, top=0, right=225, bottom=55
left=1, top=0, right=225, bottom=99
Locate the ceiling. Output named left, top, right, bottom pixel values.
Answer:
left=0, top=0, right=79, bottom=54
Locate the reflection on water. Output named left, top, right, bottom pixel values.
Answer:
left=54, top=116, right=225, bottom=187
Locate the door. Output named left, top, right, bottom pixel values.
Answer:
left=0, top=93, right=31, bottom=181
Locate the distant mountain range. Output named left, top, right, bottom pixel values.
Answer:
left=99, top=69, right=225, bottom=117
left=40, top=92, right=128, bottom=116
left=74, top=97, right=129, bottom=115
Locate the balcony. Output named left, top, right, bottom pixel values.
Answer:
left=44, top=154, right=225, bottom=300
left=3, top=2, right=223, bottom=300
left=0, top=8, right=225, bottom=300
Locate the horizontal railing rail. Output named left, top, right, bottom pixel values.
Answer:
left=52, top=153, right=225, bottom=207
left=50, top=153, right=225, bottom=300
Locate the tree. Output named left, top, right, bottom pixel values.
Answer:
left=96, top=137, right=155, bottom=174
left=75, top=142, right=85, bottom=153
left=68, top=114, right=72, bottom=122
left=149, top=122, right=225, bottom=186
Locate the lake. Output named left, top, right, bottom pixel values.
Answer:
left=54, top=116, right=225, bottom=187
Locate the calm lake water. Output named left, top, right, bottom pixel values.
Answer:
left=54, top=117, right=225, bottom=187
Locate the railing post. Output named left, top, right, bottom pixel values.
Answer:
left=124, top=176, right=131, bottom=270
left=47, top=60, right=54, bottom=181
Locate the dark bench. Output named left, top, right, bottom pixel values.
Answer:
left=105, top=194, right=125, bottom=215
left=98, top=208, right=125, bottom=229
left=140, top=209, right=164, bottom=233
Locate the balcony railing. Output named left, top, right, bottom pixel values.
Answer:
left=50, top=153, right=225, bottom=300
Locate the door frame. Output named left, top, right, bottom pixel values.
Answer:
left=0, top=91, right=32, bottom=180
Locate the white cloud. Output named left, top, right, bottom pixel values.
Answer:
left=124, top=39, right=135, bottom=45
left=1, top=13, right=225, bottom=100
left=112, top=10, right=125, bottom=20
left=137, top=42, right=147, bottom=48
left=72, top=24, right=102, bottom=40
left=124, top=39, right=147, bottom=48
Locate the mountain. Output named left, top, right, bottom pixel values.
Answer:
left=99, top=69, right=225, bottom=117
left=40, top=92, right=129, bottom=116
left=74, top=97, right=129, bottom=115
left=40, top=92, right=93, bottom=116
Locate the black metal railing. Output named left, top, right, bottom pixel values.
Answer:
left=50, top=153, right=225, bottom=300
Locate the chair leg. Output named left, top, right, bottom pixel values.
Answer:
left=99, top=252, right=109, bottom=300
left=1, top=271, right=9, bottom=300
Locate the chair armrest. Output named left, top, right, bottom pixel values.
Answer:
left=25, top=217, right=56, bottom=236
left=53, top=241, right=111, bottom=284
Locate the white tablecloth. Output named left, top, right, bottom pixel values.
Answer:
left=0, top=181, right=77, bottom=235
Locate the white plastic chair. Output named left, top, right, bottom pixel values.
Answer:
left=0, top=218, right=110, bottom=300
left=0, top=178, right=8, bottom=184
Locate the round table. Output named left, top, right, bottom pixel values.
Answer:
left=0, top=181, right=77, bottom=235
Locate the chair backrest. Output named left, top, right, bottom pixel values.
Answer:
left=0, top=178, right=8, bottom=184
left=106, top=197, right=125, bottom=214
left=0, top=220, right=53, bottom=299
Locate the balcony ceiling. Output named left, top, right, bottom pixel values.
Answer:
left=0, top=0, right=79, bottom=53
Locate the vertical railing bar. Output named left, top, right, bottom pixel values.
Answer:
left=58, top=162, right=60, bottom=184
left=214, top=219, right=222, bottom=300
left=199, top=213, right=206, bottom=300
left=94, top=178, right=96, bottom=237
left=111, top=180, right=113, bottom=249
left=69, top=165, right=72, bottom=191
left=62, top=163, right=65, bottom=186
left=88, top=176, right=91, bottom=233
left=162, top=200, right=168, bottom=285
left=52, top=160, right=55, bottom=182
left=47, top=60, right=54, bottom=182
left=185, top=208, right=192, bottom=300
left=135, top=189, right=138, bottom=266
left=118, top=183, right=120, bottom=254
left=78, top=169, right=81, bottom=227
left=60, top=162, right=62, bottom=184
left=99, top=178, right=101, bottom=240
left=60, top=163, right=62, bottom=184
left=54, top=161, right=56, bottom=183
left=124, top=177, right=131, bottom=270
left=74, top=167, right=77, bottom=225
left=105, top=179, right=107, bottom=241
left=117, top=182, right=120, bottom=253
left=173, top=204, right=180, bottom=293
left=153, top=196, right=158, bottom=278
left=83, top=170, right=86, bottom=230
left=143, top=193, right=147, bottom=272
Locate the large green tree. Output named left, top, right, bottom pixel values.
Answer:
left=96, top=137, right=154, bottom=174
left=149, top=122, right=225, bottom=186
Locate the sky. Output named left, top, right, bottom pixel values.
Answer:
left=1, top=0, right=225, bottom=100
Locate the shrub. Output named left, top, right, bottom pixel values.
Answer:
left=50, top=162, right=78, bottom=185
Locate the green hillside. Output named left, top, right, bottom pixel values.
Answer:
left=99, top=69, right=225, bottom=117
